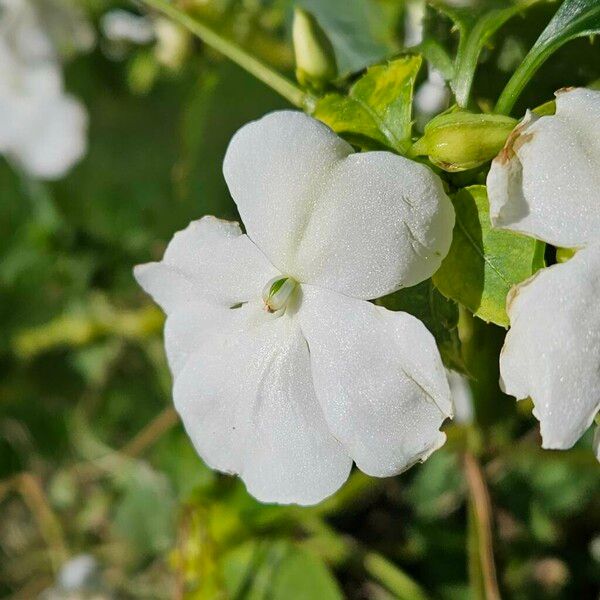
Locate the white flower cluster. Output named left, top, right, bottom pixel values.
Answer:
left=487, top=87, right=600, bottom=458
left=0, top=0, right=87, bottom=179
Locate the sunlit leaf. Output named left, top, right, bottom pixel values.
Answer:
left=433, top=185, right=545, bottom=327
left=313, top=55, right=422, bottom=153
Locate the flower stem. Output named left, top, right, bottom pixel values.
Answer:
left=464, top=451, right=501, bottom=600
left=363, top=552, right=429, bottom=600
left=138, top=0, right=309, bottom=109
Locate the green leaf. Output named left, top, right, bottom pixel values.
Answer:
left=270, top=545, right=343, bottom=600
left=433, top=185, right=545, bottom=328
left=312, top=55, right=422, bottom=153
left=407, top=451, right=463, bottom=520
left=113, top=464, right=176, bottom=555
left=496, top=0, right=600, bottom=114
left=297, top=0, right=401, bottom=75
left=377, top=279, right=464, bottom=371
left=428, top=0, right=542, bottom=107
left=223, top=541, right=343, bottom=600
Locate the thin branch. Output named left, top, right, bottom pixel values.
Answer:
left=138, top=0, right=309, bottom=109
left=0, top=473, right=68, bottom=573
left=463, top=451, right=501, bottom=600
left=120, top=406, right=179, bottom=458
left=72, top=406, right=179, bottom=479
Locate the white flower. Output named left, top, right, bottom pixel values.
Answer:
left=135, top=111, right=455, bottom=505
left=414, top=67, right=450, bottom=131
left=100, top=10, right=155, bottom=45
left=447, top=369, right=474, bottom=425
left=487, top=87, right=600, bottom=454
left=0, top=0, right=87, bottom=179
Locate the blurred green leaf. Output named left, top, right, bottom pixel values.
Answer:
left=270, top=544, right=343, bottom=600
left=296, top=0, right=400, bottom=74
left=313, top=55, right=422, bottom=153
left=433, top=185, right=545, bottom=327
left=429, top=0, right=542, bottom=106
left=222, top=540, right=342, bottom=600
left=497, top=0, right=600, bottom=113
left=407, top=451, right=464, bottom=520
left=363, top=553, right=429, bottom=600
left=113, top=463, right=176, bottom=555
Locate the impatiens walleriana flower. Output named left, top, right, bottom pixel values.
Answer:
left=0, top=0, right=87, bottom=179
left=487, top=87, right=600, bottom=455
left=135, top=111, right=456, bottom=504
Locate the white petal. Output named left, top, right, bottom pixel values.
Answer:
left=12, top=93, right=88, bottom=180
left=488, top=88, right=600, bottom=248
left=223, top=110, right=454, bottom=299
left=163, top=301, right=235, bottom=377
left=173, top=303, right=352, bottom=505
left=593, top=426, right=600, bottom=463
left=0, top=0, right=88, bottom=180
left=134, top=216, right=278, bottom=313
left=297, top=285, right=451, bottom=477
left=500, top=244, right=600, bottom=449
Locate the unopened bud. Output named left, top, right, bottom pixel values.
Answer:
left=411, top=111, right=517, bottom=172
left=292, top=7, right=337, bottom=90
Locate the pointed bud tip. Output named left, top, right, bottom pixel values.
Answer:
left=292, top=7, right=337, bottom=90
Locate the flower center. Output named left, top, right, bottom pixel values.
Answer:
left=262, top=276, right=299, bottom=315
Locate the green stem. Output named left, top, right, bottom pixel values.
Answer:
left=138, top=0, right=308, bottom=109
left=452, top=9, right=522, bottom=108
left=363, top=553, right=429, bottom=600
left=495, top=44, right=551, bottom=115
left=464, top=451, right=501, bottom=600
left=451, top=26, right=477, bottom=108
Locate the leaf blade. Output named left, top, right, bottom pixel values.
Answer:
left=433, top=185, right=544, bottom=328
left=312, top=55, right=422, bottom=153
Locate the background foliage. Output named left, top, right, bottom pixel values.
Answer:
left=1, top=0, right=599, bottom=598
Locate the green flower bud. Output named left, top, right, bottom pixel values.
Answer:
left=262, top=276, right=299, bottom=315
left=556, top=247, right=577, bottom=263
left=411, top=111, right=518, bottom=172
left=292, top=7, right=337, bottom=90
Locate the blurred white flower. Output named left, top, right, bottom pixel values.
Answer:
left=415, top=68, right=450, bottom=118
left=0, top=0, right=87, bottom=179
left=135, top=111, right=455, bottom=505
left=100, top=9, right=155, bottom=45
left=40, top=554, right=113, bottom=599
left=414, top=67, right=450, bottom=131
left=36, top=0, right=96, bottom=58
left=487, top=88, right=600, bottom=455
left=404, top=0, right=425, bottom=48
left=153, top=17, right=191, bottom=70
left=447, top=369, right=474, bottom=425
left=100, top=10, right=189, bottom=70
